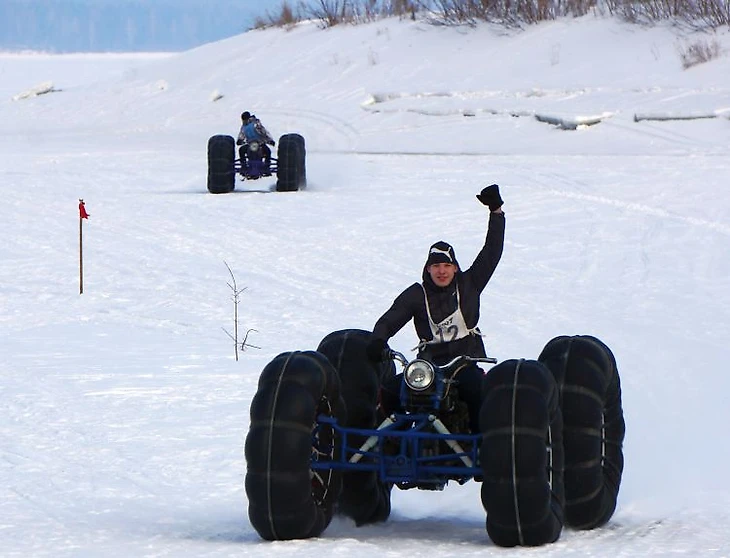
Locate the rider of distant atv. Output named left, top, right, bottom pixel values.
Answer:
left=237, top=111, right=276, bottom=171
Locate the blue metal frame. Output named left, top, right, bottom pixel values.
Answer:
left=233, top=156, right=278, bottom=180
left=311, top=412, right=482, bottom=489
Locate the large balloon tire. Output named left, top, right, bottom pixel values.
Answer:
left=538, top=335, right=625, bottom=530
left=480, top=358, right=565, bottom=547
left=207, top=134, right=235, bottom=194
left=276, top=133, right=306, bottom=192
left=317, top=329, right=392, bottom=526
left=245, top=350, right=345, bottom=540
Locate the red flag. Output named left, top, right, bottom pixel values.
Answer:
left=79, top=199, right=89, bottom=219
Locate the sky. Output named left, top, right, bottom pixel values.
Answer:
left=1, top=13, right=730, bottom=557
left=0, top=0, right=304, bottom=52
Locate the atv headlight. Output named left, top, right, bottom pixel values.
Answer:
left=404, top=359, right=435, bottom=392
left=249, top=141, right=260, bottom=152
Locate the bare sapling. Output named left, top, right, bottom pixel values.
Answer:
left=223, top=261, right=260, bottom=360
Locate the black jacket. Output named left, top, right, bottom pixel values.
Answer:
left=372, top=212, right=505, bottom=364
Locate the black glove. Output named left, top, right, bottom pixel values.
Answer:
left=366, top=338, right=389, bottom=363
left=476, top=184, right=504, bottom=211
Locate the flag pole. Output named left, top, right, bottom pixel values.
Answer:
left=78, top=199, right=89, bottom=294
left=79, top=213, right=83, bottom=294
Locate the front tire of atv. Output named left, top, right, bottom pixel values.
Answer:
left=317, top=329, right=392, bottom=526
left=245, top=350, right=345, bottom=540
left=207, top=134, right=235, bottom=194
left=538, top=335, right=625, bottom=530
left=480, top=358, right=565, bottom=547
left=276, top=133, right=306, bottom=192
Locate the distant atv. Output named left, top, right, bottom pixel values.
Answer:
left=207, top=133, right=306, bottom=193
left=244, top=329, right=625, bottom=547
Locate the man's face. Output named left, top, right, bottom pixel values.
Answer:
left=428, top=263, right=457, bottom=287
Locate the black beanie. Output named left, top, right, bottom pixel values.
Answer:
left=426, top=241, right=458, bottom=267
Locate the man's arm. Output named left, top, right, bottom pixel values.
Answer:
left=372, top=285, right=419, bottom=341
left=255, top=121, right=275, bottom=145
left=366, top=287, right=418, bottom=363
left=465, top=209, right=506, bottom=292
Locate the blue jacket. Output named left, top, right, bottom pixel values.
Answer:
left=238, top=118, right=275, bottom=145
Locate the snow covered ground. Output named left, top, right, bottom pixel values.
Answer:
left=1, top=14, right=729, bottom=557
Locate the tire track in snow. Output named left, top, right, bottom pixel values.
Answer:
left=602, top=117, right=726, bottom=151
left=242, top=106, right=360, bottom=151
left=546, top=189, right=730, bottom=236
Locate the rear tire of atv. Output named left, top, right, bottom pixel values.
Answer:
left=294, top=134, right=306, bottom=188
left=207, top=134, right=235, bottom=194
left=538, top=335, right=625, bottom=530
left=276, top=133, right=306, bottom=192
left=480, top=359, right=565, bottom=547
left=245, top=350, right=345, bottom=540
left=317, top=329, right=392, bottom=526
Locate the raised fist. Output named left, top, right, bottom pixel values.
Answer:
left=476, top=184, right=504, bottom=211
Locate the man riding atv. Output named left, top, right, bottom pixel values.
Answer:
left=237, top=111, right=276, bottom=169
left=366, top=184, right=506, bottom=434
left=245, top=181, right=624, bottom=546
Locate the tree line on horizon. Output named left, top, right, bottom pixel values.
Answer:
left=256, top=0, right=729, bottom=29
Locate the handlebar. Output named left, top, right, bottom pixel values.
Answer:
left=390, top=350, right=409, bottom=367
left=389, top=350, right=497, bottom=369
left=441, top=355, right=498, bottom=367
